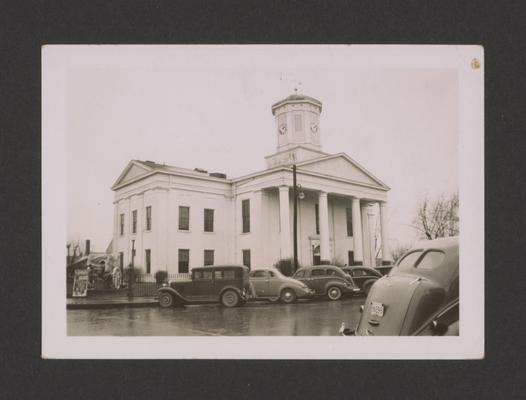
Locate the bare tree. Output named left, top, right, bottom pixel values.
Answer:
left=413, top=193, right=459, bottom=240
left=391, top=243, right=412, bottom=263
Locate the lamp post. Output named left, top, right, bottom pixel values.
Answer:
left=128, top=239, right=135, bottom=297
left=293, top=165, right=298, bottom=273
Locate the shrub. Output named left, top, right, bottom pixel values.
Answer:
left=273, top=258, right=302, bottom=277
left=155, top=270, right=168, bottom=284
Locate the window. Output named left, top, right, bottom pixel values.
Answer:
left=179, top=206, right=190, bottom=230
left=312, top=269, right=325, bottom=277
left=132, top=210, right=137, bottom=234
left=416, top=251, right=446, bottom=270
left=119, top=252, right=123, bottom=269
left=145, top=249, right=151, bottom=274
left=204, top=249, right=214, bottom=266
left=352, top=269, right=368, bottom=277
left=348, top=251, right=354, bottom=266
left=315, top=204, right=320, bottom=234
left=397, top=251, right=424, bottom=272
left=145, top=206, right=152, bottom=231
left=204, top=209, right=214, bottom=232
left=295, top=270, right=305, bottom=278
left=252, top=270, right=268, bottom=278
left=242, top=249, right=251, bottom=269
left=242, top=199, right=250, bottom=233
left=178, top=249, right=189, bottom=273
left=195, top=270, right=212, bottom=280
left=346, top=207, right=353, bottom=236
left=119, top=214, right=125, bottom=235
left=326, top=269, right=337, bottom=276
left=294, top=114, right=302, bottom=131
left=215, top=270, right=235, bottom=280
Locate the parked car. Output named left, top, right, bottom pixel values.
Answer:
left=375, top=265, right=394, bottom=276
left=158, top=265, right=252, bottom=308
left=292, top=265, right=360, bottom=301
left=350, top=237, right=459, bottom=336
left=341, top=266, right=382, bottom=295
left=249, top=268, right=315, bottom=303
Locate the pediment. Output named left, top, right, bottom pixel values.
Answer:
left=112, top=161, right=152, bottom=189
left=298, top=154, right=388, bottom=189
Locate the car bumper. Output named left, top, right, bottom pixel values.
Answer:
left=301, top=289, right=316, bottom=298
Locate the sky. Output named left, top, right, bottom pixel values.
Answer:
left=65, top=46, right=458, bottom=252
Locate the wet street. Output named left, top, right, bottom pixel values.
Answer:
left=68, top=296, right=365, bottom=336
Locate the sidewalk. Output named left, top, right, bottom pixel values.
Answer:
left=67, top=295, right=158, bottom=309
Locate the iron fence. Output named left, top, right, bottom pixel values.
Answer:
left=131, top=272, right=190, bottom=297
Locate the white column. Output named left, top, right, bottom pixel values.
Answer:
left=278, top=186, right=292, bottom=259
left=318, top=192, right=330, bottom=263
left=380, top=202, right=392, bottom=263
left=252, top=190, right=264, bottom=268
left=351, top=197, right=363, bottom=265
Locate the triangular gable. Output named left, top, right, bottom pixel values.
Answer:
left=297, top=153, right=389, bottom=189
left=112, top=160, right=153, bottom=189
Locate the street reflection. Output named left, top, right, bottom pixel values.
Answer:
left=68, top=297, right=364, bottom=336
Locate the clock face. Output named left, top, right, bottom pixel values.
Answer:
left=279, top=123, right=287, bottom=135
left=310, top=122, right=318, bottom=134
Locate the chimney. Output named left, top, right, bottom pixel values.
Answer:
left=85, top=240, right=91, bottom=256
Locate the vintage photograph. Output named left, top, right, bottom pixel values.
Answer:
left=42, top=45, right=484, bottom=358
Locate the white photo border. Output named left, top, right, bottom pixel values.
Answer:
left=42, top=45, right=484, bottom=359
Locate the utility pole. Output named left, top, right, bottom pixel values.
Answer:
left=293, top=164, right=298, bottom=273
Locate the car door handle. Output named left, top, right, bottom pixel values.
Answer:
left=368, top=319, right=380, bottom=326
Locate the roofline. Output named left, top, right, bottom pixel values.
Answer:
left=271, top=97, right=322, bottom=115
left=264, top=145, right=328, bottom=159
left=295, top=152, right=390, bottom=190
left=112, top=167, right=233, bottom=191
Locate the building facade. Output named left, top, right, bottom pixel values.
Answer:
left=111, top=94, right=392, bottom=274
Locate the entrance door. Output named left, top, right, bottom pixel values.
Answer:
left=312, top=245, right=321, bottom=265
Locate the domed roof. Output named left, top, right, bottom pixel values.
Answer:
left=271, top=93, right=322, bottom=115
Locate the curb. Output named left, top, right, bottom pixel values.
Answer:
left=67, top=299, right=159, bottom=310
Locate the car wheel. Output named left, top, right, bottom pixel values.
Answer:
left=158, top=292, right=174, bottom=308
left=280, top=288, right=297, bottom=304
left=221, top=290, right=240, bottom=308
left=327, top=286, right=342, bottom=301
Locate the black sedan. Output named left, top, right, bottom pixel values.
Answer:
left=341, top=266, right=382, bottom=295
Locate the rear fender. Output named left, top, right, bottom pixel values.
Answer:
left=219, top=285, right=243, bottom=299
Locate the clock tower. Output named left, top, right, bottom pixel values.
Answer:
left=265, top=93, right=325, bottom=168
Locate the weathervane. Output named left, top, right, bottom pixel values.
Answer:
left=292, top=80, right=303, bottom=95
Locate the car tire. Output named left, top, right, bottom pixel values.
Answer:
left=158, top=292, right=174, bottom=308
left=363, top=280, right=376, bottom=296
left=327, top=286, right=342, bottom=301
left=280, top=288, right=297, bottom=304
left=221, top=290, right=240, bottom=308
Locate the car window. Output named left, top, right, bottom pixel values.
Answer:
left=268, top=271, right=275, bottom=277
left=326, top=269, right=337, bottom=276
left=195, top=270, right=212, bottom=280
left=415, top=251, right=446, bottom=270
left=215, top=270, right=235, bottom=280
left=352, top=269, right=367, bottom=277
left=397, top=251, right=423, bottom=271
left=295, top=270, right=305, bottom=278
left=252, top=270, right=268, bottom=278
left=311, top=269, right=325, bottom=277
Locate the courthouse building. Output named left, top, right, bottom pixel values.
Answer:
left=111, top=93, right=392, bottom=274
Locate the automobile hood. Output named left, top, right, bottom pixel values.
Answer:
left=355, top=275, right=444, bottom=336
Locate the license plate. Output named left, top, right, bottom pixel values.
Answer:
left=370, top=301, right=384, bottom=317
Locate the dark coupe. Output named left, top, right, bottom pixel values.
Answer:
left=292, top=265, right=359, bottom=301
left=341, top=266, right=383, bottom=295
